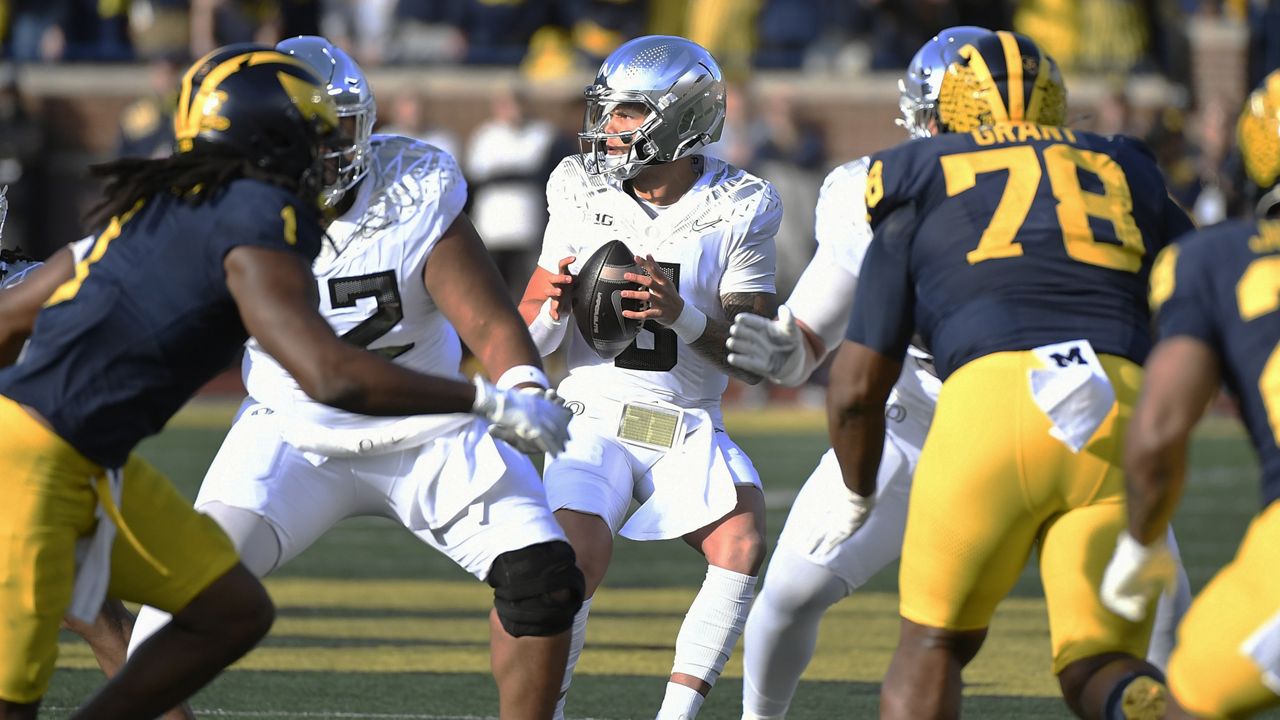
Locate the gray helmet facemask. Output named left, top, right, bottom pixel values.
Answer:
left=579, top=35, right=726, bottom=181
left=897, top=26, right=993, bottom=139
left=277, top=36, right=376, bottom=207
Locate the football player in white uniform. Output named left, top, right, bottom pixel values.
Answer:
left=727, top=27, right=1195, bottom=720
left=105, top=38, right=583, bottom=720
left=517, top=35, right=781, bottom=720
left=0, top=187, right=40, bottom=292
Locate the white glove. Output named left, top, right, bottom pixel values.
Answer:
left=1100, top=531, right=1177, bottom=622
left=804, top=487, right=874, bottom=556
left=472, top=377, right=572, bottom=456
left=488, top=387, right=564, bottom=453
left=726, top=305, right=808, bottom=386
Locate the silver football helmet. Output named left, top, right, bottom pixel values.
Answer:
left=579, top=35, right=726, bottom=180
left=897, top=26, right=992, bottom=138
left=277, top=36, right=376, bottom=207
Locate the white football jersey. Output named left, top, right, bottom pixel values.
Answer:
left=243, top=135, right=469, bottom=430
left=790, top=156, right=940, bottom=412
left=539, top=154, right=780, bottom=419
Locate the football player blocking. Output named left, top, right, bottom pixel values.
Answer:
left=518, top=35, right=781, bottom=720
left=0, top=44, right=569, bottom=720
left=829, top=31, right=1194, bottom=720
left=729, top=27, right=1194, bottom=720
left=81, top=37, right=583, bottom=720
left=1096, top=71, right=1280, bottom=719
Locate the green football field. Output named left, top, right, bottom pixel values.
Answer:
left=37, top=400, right=1273, bottom=719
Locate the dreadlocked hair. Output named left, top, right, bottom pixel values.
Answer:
left=86, top=152, right=305, bottom=229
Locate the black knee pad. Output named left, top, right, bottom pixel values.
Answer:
left=487, top=540, right=585, bottom=637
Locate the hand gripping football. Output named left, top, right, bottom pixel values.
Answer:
left=572, top=239, right=645, bottom=359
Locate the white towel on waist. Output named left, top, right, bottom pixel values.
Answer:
left=68, top=468, right=123, bottom=624
left=1242, top=608, right=1280, bottom=695
left=620, top=408, right=738, bottom=541
left=1027, top=340, right=1115, bottom=453
left=280, top=409, right=473, bottom=461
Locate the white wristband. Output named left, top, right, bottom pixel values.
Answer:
left=668, top=302, right=708, bottom=344
left=495, top=364, right=549, bottom=390
left=528, top=297, right=568, bottom=356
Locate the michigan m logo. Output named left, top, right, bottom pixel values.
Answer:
left=1049, top=345, right=1086, bottom=367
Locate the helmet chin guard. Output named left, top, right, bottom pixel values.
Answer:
left=579, top=35, right=725, bottom=180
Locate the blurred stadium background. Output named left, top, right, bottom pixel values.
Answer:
left=3, top=0, right=1271, bottom=311
left=6, top=0, right=1277, bottom=717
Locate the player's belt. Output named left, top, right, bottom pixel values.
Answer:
left=616, top=400, right=686, bottom=451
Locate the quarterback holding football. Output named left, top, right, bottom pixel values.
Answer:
left=518, top=35, right=781, bottom=720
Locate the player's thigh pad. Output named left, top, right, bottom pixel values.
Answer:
left=107, top=454, right=240, bottom=613
left=195, top=406, right=353, bottom=567
left=544, top=416, right=637, bottom=535
left=0, top=397, right=104, bottom=702
left=1037, top=354, right=1147, bottom=672
left=899, top=352, right=1138, bottom=637
left=1168, top=501, right=1280, bottom=718
left=487, top=540, right=585, bottom=637
left=407, top=431, right=567, bottom=579
left=1039, top=498, right=1153, bottom=673
left=0, top=397, right=237, bottom=703
left=777, top=440, right=913, bottom=588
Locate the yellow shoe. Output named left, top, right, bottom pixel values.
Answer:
left=1121, top=676, right=1168, bottom=720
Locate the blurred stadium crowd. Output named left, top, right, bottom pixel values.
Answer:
left=0, top=0, right=1274, bottom=396
left=0, top=0, right=1268, bottom=77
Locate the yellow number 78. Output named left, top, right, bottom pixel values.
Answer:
left=938, top=144, right=1146, bottom=272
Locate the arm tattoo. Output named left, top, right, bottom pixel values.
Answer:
left=689, top=291, right=778, bottom=384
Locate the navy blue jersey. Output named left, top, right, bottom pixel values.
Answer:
left=848, top=122, right=1194, bottom=379
left=0, top=179, right=322, bottom=467
left=1154, top=220, right=1280, bottom=506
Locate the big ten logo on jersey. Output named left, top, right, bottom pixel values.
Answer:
left=594, top=212, right=613, bottom=226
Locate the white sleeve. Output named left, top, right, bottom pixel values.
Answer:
left=70, top=236, right=95, bottom=262
left=720, top=182, right=781, bottom=295
left=814, top=157, right=873, bottom=277
left=536, top=159, right=582, bottom=273
left=785, top=241, right=858, bottom=358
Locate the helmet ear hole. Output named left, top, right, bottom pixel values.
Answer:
left=677, top=110, right=696, bottom=136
